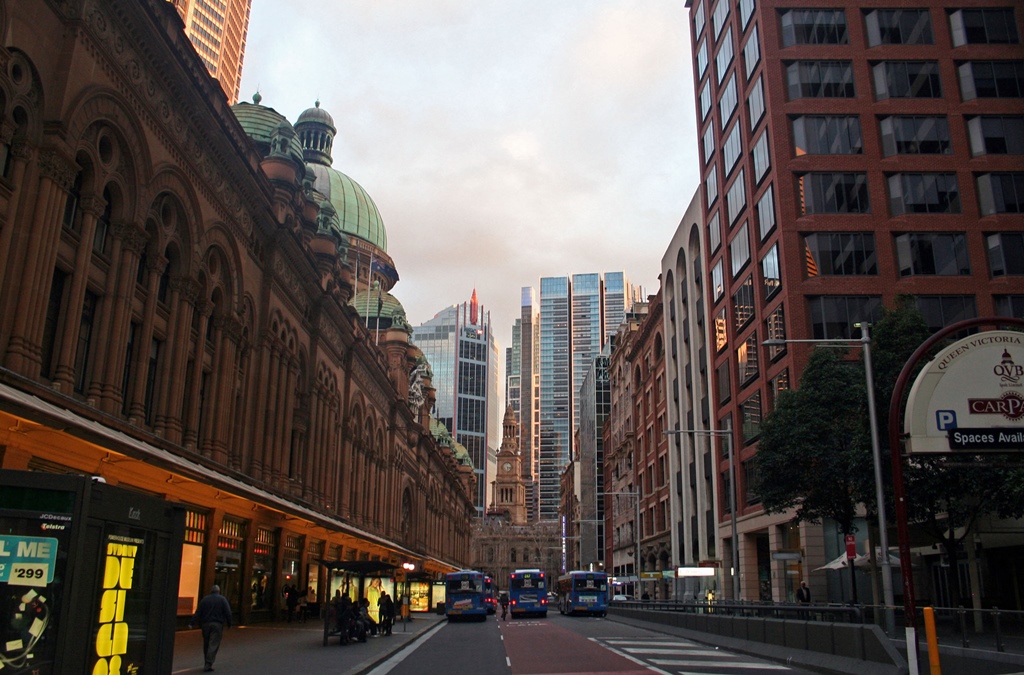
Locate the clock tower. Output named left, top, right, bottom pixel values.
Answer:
left=490, top=405, right=527, bottom=525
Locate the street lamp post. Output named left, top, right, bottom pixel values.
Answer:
left=604, top=491, right=640, bottom=596
left=763, top=323, right=895, bottom=632
left=666, top=427, right=739, bottom=601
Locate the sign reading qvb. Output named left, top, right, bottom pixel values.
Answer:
left=0, top=535, right=59, bottom=586
left=906, top=330, right=1024, bottom=453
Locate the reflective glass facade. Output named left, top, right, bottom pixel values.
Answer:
left=535, top=272, right=636, bottom=521
left=413, top=298, right=500, bottom=515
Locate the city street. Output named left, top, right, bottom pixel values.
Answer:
left=372, top=613, right=813, bottom=675
left=171, top=612, right=814, bottom=675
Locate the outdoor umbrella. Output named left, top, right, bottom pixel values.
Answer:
left=814, top=548, right=901, bottom=571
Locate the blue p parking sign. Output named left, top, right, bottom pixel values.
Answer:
left=936, top=410, right=957, bottom=431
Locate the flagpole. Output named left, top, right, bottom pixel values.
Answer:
left=375, top=286, right=382, bottom=345
left=365, top=252, right=374, bottom=329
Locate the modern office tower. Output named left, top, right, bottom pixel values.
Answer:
left=689, top=0, right=1024, bottom=602
left=536, top=272, right=636, bottom=521
left=571, top=274, right=604, bottom=431
left=539, top=276, right=572, bottom=521
left=168, top=0, right=251, bottom=104
left=518, top=287, right=541, bottom=522
left=506, top=321, right=521, bottom=419
left=413, top=291, right=501, bottom=515
left=661, top=190, right=721, bottom=601
left=576, top=353, right=610, bottom=570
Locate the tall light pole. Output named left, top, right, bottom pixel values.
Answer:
left=666, top=427, right=739, bottom=601
left=604, top=491, right=640, bottom=595
left=764, top=322, right=895, bottom=631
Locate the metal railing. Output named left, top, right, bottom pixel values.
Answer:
left=608, top=598, right=1024, bottom=655
left=609, top=598, right=862, bottom=623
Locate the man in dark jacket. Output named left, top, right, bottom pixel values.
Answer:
left=190, top=585, right=233, bottom=672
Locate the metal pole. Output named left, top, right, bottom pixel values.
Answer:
left=726, top=430, right=740, bottom=601
left=861, top=323, right=895, bottom=633
left=634, top=493, right=641, bottom=594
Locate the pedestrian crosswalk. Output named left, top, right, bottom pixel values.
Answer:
left=595, top=637, right=805, bottom=674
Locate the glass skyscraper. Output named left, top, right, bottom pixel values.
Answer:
left=412, top=291, right=500, bottom=515
left=532, top=272, right=636, bottom=521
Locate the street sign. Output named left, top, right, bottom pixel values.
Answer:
left=905, top=330, right=1024, bottom=452
left=845, top=534, right=857, bottom=559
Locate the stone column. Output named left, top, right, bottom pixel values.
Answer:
left=5, top=149, right=77, bottom=373
left=51, top=195, right=103, bottom=391
left=126, top=253, right=167, bottom=424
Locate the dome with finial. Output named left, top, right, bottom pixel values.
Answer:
left=294, top=100, right=388, bottom=252
left=296, top=99, right=335, bottom=128
left=231, top=92, right=304, bottom=166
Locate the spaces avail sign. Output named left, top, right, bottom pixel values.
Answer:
left=905, top=330, right=1024, bottom=452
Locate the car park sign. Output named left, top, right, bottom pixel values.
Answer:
left=905, top=330, right=1024, bottom=452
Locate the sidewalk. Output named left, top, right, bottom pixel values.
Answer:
left=171, top=612, right=448, bottom=675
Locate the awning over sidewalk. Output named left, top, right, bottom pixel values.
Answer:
left=318, top=560, right=397, bottom=575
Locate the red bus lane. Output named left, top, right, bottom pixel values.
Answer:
left=500, top=620, right=650, bottom=675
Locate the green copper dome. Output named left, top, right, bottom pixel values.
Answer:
left=231, top=95, right=304, bottom=166
left=304, top=163, right=387, bottom=251
left=351, top=285, right=405, bottom=322
left=295, top=101, right=388, bottom=252
left=429, top=417, right=474, bottom=469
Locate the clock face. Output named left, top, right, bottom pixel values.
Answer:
left=502, top=461, right=512, bottom=472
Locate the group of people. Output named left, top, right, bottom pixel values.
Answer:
left=330, top=588, right=397, bottom=644
left=283, top=584, right=309, bottom=623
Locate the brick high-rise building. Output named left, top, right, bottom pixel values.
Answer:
left=689, top=0, right=1023, bottom=602
left=169, top=0, right=251, bottom=104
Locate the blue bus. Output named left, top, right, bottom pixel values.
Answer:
left=445, top=570, right=488, bottom=621
left=483, top=575, right=496, bottom=614
left=556, top=571, right=609, bottom=616
left=508, top=568, right=547, bottom=618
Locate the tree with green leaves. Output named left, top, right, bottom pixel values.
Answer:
left=751, top=346, right=875, bottom=537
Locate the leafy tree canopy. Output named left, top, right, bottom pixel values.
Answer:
left=751, top=347, right=874, bottom=534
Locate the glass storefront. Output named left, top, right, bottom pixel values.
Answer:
left=251, top=527, right=277, bottom=612
left=215, top=516, right=246, bottom=615
left=177, top=509, right=206, bottom=615
left=307, top=540, right=323, bottom=602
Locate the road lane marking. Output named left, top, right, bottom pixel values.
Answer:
left=650, top=658, right=791, bottom=669
left=592, top=638, right=673, bottom=675
left=625, top=648, right=723, bottom=656
left=364, top=620, right=447, bottom=675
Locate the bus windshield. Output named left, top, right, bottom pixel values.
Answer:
left=573, top=575, right=607, bottom=591
left=447, top=573, right=482, bottom=594
left=510, top=573, right=545, bottom=591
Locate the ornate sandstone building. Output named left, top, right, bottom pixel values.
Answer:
left=0, top=0, right=473, bottom=624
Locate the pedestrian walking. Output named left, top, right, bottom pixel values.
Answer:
left=285, top=584, right=298, bottom=623
left=189, top=584, right=232, bottom=672
left=378, top=590, right=395, bottom=636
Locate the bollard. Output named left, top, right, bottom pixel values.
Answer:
left=923, top=607, right=941, bottom=675
left=993, top=607, right=1004, bottom=653
left=957, top=606, right=969, bottom=649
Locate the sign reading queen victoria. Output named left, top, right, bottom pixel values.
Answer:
left=905, top=330, right=1024, bottom=453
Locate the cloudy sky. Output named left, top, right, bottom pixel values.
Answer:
left=238, top=0, right=699, bottom=357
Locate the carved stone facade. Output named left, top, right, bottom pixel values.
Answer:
left=0, top=0, right=473, bottom=624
